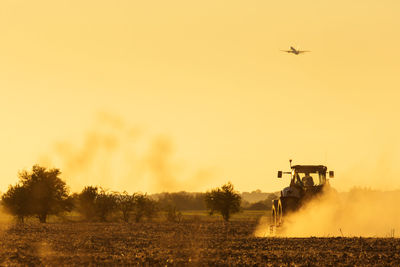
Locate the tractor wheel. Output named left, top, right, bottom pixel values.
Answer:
left=271, top=204, right=278, bottom=227
left=277, top=199, right=283, bottom=226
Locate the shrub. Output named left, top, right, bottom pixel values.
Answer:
left=75, top=186, right=98, bottom=220
left=95, top=189, right=117, bottom=222
left=115, top=191, right=136, bottom=222
left=133, top=194, right=157, bottom=222
left=205, top=182, right=241, bottom=221
left=75, top=186, right=117, bottom=221
left=166, top=206, right=182, bottom=223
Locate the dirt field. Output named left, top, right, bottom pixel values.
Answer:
left=1, top=219, right=399, bottom=266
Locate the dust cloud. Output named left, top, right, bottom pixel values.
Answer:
left=39, top=112, right=215, bottom=193
left=337, top=149, right=400, bottom=191
left=0, top=206, right=13, bottom=234
left=144, top=136, right=179, bottom=192
left=255, top=187, right=400, bottom=237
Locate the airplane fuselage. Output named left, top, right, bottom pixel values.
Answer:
left=281, top=46, right=309, bottom=55
left=290, top=47, right=300, bottom=54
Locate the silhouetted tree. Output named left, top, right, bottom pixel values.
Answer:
left=95, top=189, right=117, bottom=222
left=17, top=165, right=71, bottom=223
left=116, top=191, right=135, bottom=222
left=205, top=182, right=241, bottom=221
left=143, top=196, right=157, bottom=221
left=75, top=186, right=117, bottom=221
left=75, top=186, right=99, bottom=220
left=133, top=194, right=157, bottom=222
left=1, top=184, right=31, bottom=223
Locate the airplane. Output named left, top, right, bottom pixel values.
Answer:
left=281, top=46, right=310, bottom=55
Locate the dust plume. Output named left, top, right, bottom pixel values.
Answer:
left=337, top=149, right=400, bottom=191
left=39, top=112, right=215, bottom=193
left=144, top=136, right=179, bottom=192
left=255, top=187, right=400, bottom=237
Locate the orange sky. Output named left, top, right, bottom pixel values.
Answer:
left=1, top=1, right=400, bottom=193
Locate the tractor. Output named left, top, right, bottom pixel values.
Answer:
left=271, top=160, right=334, bottom=229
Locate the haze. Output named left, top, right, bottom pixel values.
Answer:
left=1, top=1, right=400, bottom=193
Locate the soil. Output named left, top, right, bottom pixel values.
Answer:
left=0, top=220, right=399, bottom=266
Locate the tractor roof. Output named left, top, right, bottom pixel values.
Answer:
left=291, top=165, right=327, bottom=173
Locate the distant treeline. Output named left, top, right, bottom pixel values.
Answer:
left=151, top=191, right=279, bottom=211
left=152, top=192, right=207, bottom=210
left=240, top=190, right=279, bottom=210
left=1, top=165, right=276, bottom=223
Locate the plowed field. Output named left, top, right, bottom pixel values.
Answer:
left=1, top=220, right=399, bottom=266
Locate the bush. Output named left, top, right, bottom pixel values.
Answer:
left=75, top=186, right=98, bottom=220
left=95, top=189, right=117, bottom=222
left=115, top=191, right=136, bottom=222
left=205, top=182, right=241, bottom=221
left=166, top=205, right=182, bottom=222
left=75, top=186, right=117, bottom=221
left=133, top=194, right=157, bottom=222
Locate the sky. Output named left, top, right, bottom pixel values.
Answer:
left=1, top=0, right=400, bottom=193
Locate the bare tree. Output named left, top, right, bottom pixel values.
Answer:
left=116, top=191, right=136, bottom=222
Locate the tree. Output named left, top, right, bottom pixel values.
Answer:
left=142, top=196, right=157, bottom=221
left=95, top=189, right=117, bottom=222
left=133, top=194, right=157, bottom=222
left=116, top=191, right=136, bottom=222
left=205, top=182, right=241, bottom=221
left=12, top=165, right=71, bottom=223
left=1, top=184, right=31, bottom=223
left=75, top=186, right=117, bottom=221
left=75, top=186, right=99, bottom=220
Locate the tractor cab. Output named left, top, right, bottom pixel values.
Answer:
left=277, top=161, right=334, bottom=188
left=277, top=162, right=334, bottom=197
left=290, top=165, right=331, bottom=187
left=271, top=160, right=335, bottom=230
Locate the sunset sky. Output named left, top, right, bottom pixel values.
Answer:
left=1, top=1, right=400, bottom=193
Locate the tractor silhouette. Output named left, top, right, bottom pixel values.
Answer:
left=271, top=160, right=334, bottom=230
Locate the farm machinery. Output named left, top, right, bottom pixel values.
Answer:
left=271, top=160, right=334, bottom=231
